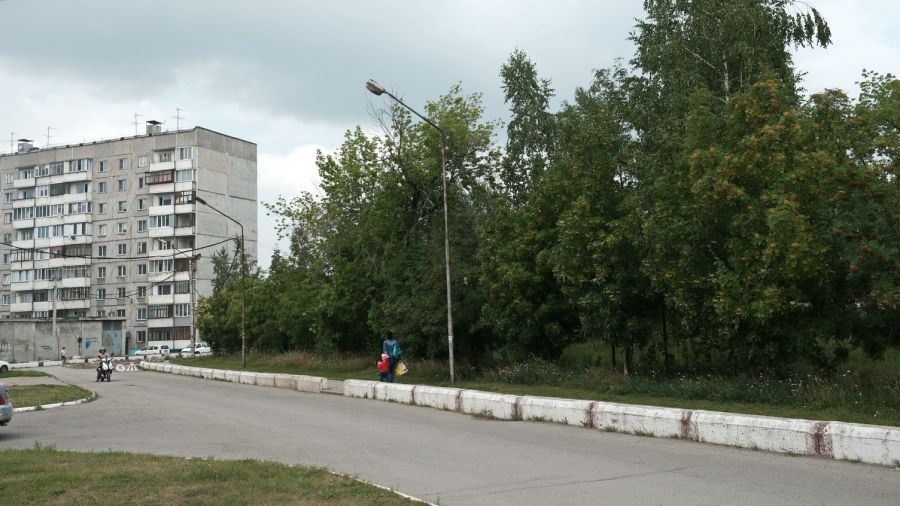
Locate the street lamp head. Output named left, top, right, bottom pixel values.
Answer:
left=366, top=79, right=386, bottom=96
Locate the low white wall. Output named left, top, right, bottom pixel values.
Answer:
left=460, top=391, right=520, bottom=420
left=212, top=369, right=227, bottom=381
left=224, top=370, right=242, bottom=383
left=828, top=421, right=900, bottom=467
left=592, top=402, right=686, bottom=438
left=255, top=373, right=276, bottom=387
left=521, top=396, right=593, bottom=427
left=694, top=411, right=816, bottom=455
left=273, top=374, right=298, bottom=390
left=414, top=386, right=462, bottom=411
left=296, top=375, right=324, bottom=393
left=374, top=383, right=415, bottom=404
left=344, top=379, right=377, bottom=399
left=239, top=372, right=258, bottom=385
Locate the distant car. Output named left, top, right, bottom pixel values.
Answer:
left=134, top=345, right=171, bottom=356
left=0, top=360, right=9, bottom=373
left=0, top=382, right=12, bottom=426
left=181, top=343, right=212, bottom=355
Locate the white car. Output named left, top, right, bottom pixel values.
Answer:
left=181, top=343, right=212, bottom=355
left=0, top=360, right=9, bottom=374
left=135, top=345, right=170, bottom=356
left=0, top=382, right=12, bottom=426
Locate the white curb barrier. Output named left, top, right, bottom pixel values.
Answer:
left=375, top=383, right=416, bottom=404
left=225, top=370, right=242, bottom=383
left=212, top=369, right=227, bottom=381
left=200, top=368, right=214, bottom=379
left=592, top=402, right=686, bottom=438
left=521, top=396, right=593, bottom=427
left=239, top=372, right=258, bottom=385
left=828, top=421, right=900, bottom=467
left=162, top=364, right=174, bottom=373
left=693, top=411, right=816, bottom=455
left=460, top=391, right=521, bottom=420
left=414, top=386, right=463, bottom=411
left=296, top=375, right=324, bottom=393
left=255, top=373, right=276, bottom=387
left=273, top=374, right=298, bottom=390
left=344, top=379, right=377, bottom=399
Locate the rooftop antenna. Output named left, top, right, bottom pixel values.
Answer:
left=173, top=107, right=187, bottom=131
left=45, top=126, right=54, bottom=148
left=133, top=113, right=144, bottom=136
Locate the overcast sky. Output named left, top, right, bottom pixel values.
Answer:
left=0, top=0, right=897, bottom=269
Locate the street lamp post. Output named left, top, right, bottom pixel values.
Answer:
left=366, top=79, right=456, bottom=384
left=194, top=194, right=247, bottom=368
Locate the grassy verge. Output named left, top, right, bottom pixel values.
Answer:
left=0, top=370, right=51, bottom=378
left=0, top=446, right=414, bottom=505
left=172, top=353, right=900, bottom=427
left=9, top=385, right=92, bottom=408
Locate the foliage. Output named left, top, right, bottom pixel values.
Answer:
left=196, top=2, right=900, bottom=381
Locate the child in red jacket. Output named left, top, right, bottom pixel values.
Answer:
left=377, top=353, right=391, bottom=382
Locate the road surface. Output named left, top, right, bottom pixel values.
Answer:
left=1, top=366, right=897, bottom=505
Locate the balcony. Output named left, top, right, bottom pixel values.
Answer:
left=12, top=198, right=35, bottom=209
left=149, top=226, right=174, bottom=238
left=149, top=205, right=174, bottom=216
left=10, top=302, right=32, bottom=313
left=147, top=318, right=174, bottom=328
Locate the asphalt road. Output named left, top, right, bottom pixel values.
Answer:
left=1, top=367, right=897, bottom=505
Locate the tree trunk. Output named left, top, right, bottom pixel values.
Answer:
left=623, top=343, right=635, bottom=376
left=661, top=298, right=671, bottom=373
left=610, top=342, right=617, bottom=369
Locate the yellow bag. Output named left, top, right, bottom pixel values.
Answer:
left=395, top=361, right=408, bottom=376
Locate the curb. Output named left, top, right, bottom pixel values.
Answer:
left=140, top=361, right=900, bottom=468
left=13, top=392, right=97, bottom=413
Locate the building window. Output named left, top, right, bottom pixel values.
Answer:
left=137, top=308, right=147, bottom=321
left=1, top=294, right=9, bottom=305
left=177, top=147, right=193, bottom=160
left=174, top=281, right=190, bottom=294
left=118, top=158, right=128, bottom=170
left=146, top=170, right=174, bottom=185
left=98, top=181, right=108, bottom=193
left=117, top=287, right=126, bottom=299
left=97, top=224, right=108, bottom=237
left=4, top=192, right=12, bottom=203
left=175, top=169, right=194, bottom=182
left=116, top=309, right=126, bottom=317
left=97, top=245, right=107, bottom=257
left=157, top=284, right=172, bottom=295
left=138, top=177, right=145, bottom=189
left=137, top=220, right=147, bottom=233
left=117, top=266, right=127, bottom=278
left=97, top=266, right=106, bottom=279
left=117, top=222, right=127, bottom=234
left=99, top=160, right=108, bottom=172
left=158, top=195, right=173, bottom=206
left=175, top=303, right=191, bottom=317
left=150, top=215, right=171, bottom=228
left=118, top=201, right=127, bottom=213
left=158, top=151, right=171, bottom=162
left=138, top=198, right=147, bottom=210
left=137, top=330, right=146, bottom=343
left=137, top=286, right=146, bottom=298
left=4, top=173, right=13, bottom=183
left=137, top=155, right=148, bottom=168
left=98, top=203, right=108, bottom=214
left=117, top=243, right=127, bottom=256
left=97, top=289, right=106, bottom=300
left=138, top=264, right=147, bottom=275
left=137, top=242, right=147, bottom=254
left=118, top=179, right=127, bottom=191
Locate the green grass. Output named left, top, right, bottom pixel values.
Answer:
left=0, top=446, right=415, bottom=505
left=0, top=370, right=50, bottom=378
left=8, top=385, right=92, bottom=408
left=173, top=352, right=900, bottom=427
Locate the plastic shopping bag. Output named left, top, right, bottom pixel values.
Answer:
left=395, top=361, right=409, bottom=376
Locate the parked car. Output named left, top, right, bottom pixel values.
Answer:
left=135, top=345, right=171, bottom=356
left=0, top=360, right=9, bottom=374
left=181, top=343, right=212, bottom=355
left=0, top=382, right=12, bottom=426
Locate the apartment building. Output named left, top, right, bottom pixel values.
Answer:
left=0, top=125, right=256, bottom=355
